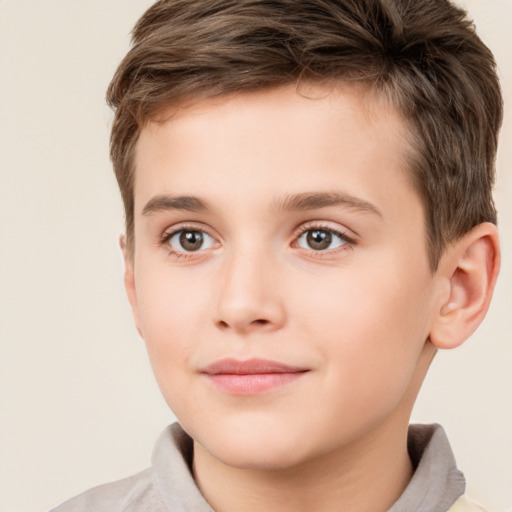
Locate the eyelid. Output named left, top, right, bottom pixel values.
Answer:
left=159, top=222, right=221, bottom=257
left=291, top=221, right=357, bottom=254
left=160, top=221, right=217, bottom=240
left=293, top=221, right=357, bottom=241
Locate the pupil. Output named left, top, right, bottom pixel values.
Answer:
left=180, top=230, right=203, bottom=251
left=307, top=230, right=331, bottom=250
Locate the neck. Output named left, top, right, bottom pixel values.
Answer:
left=193, top=417, right=413, bottom=512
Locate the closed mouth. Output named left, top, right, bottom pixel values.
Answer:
left=200, top=358, right=309, bottom=395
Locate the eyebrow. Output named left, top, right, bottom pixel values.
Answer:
left=142, top=195, right=211, bottom=215
left=273, top=191, right=382, bottom=217
left=141, top=191, right=382, bottom=218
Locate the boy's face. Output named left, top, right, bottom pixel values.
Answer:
left=127, top=84, right=440, bottom=470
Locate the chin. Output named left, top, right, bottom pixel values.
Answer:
left=188, top=413, right=315, bottom=471
left=209, top=437, right=309, bottom=471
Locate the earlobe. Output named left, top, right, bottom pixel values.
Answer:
left=119, top=234, right=143, bottom=336
left=429, top=223, right=500, bottom=350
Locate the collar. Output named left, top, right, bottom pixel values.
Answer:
left=151, top=423, right=465, bottom=512
left=388, top=423, right=465, bottom=512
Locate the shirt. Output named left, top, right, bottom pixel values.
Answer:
left=50, top=423, right=485, bottom=512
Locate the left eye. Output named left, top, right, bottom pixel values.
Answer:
left=168, top=229, right=216, bottom=252
left=297, top=229, right=347, bottom=251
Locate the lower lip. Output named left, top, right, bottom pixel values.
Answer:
left=206, top=372, right=307, bottom=395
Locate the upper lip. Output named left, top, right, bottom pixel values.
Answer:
left=200, top=358, right=309, bottom=375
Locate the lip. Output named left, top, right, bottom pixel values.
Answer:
left=200, top=358, right=309, bottom=395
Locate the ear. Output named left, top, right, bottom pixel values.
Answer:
left=429, top=223, right=500, bottom=350
left=119, top=234, right=143, bottom=337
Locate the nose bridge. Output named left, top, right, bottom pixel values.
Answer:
left=214, top=238, right=285, bottom=332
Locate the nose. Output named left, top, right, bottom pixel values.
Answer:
left=214, top=248, right=286, bottom=334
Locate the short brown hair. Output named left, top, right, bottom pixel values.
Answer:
left=107, top=0, right=502, bottom=268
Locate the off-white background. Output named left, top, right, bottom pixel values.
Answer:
left=0, top=1, right=510, bottom=511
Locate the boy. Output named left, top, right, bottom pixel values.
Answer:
left=52, top=0, right=502, bottom=510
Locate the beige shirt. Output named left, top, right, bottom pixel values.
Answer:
left=50, top=423, right=484, bottom=512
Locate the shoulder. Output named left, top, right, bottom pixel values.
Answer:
left=49, top=468, right=167, bottom=512
left=448, top=495, right=488, bottom=512
left=48, top=423, right=211, bottom=512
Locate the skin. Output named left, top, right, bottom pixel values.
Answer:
left=123, top=83, right=500, bottom=511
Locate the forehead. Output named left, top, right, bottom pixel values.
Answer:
left=142, top=82, right=408, bottom=151
left=133, top=83, right=418, bottom=221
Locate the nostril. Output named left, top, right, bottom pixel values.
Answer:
left=215, top=318, right=270, bottom=330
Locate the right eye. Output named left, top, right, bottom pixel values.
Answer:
left=167, top=229, right=216, bottom=253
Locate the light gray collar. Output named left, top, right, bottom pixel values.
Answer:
left=152, top=423, right=465, bottom=512
left=388, top=424, right=465, bottom=512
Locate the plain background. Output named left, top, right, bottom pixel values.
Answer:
left=0, top=1, right=510, bottom=511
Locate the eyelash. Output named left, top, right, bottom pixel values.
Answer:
left=159, top=222, right=357, bottom=260
left=159, top=223, right=215, bottom=260
left=292, top=223, right=357, bottom=257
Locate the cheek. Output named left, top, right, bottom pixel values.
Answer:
left=133, top=268, right=207, bottom=389
left=136, top=258, right=210, bottom=332
left=296, top=262, right=430, bottom=340
left=294, top=264, right=432, bottom=397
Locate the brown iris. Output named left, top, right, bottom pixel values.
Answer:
left=179, top=230, right=204, bottom=251
left=306, top=230, right=332, bottom=250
